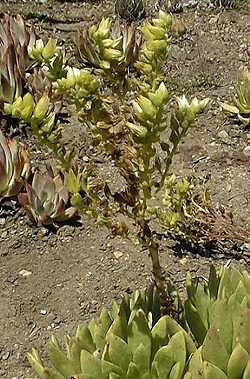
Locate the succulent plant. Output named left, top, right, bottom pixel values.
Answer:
left=75, top=18, right=141, bottom=77
left=0, top=33, right=24, bottom=105
left=18, top=168, right=77, bottom=225
left=135, top=11, right=172, bottom=84
left=28, top=286, right=195, bottom=379
left=0, top=13, right=36, bottom=71
left=115, top=0, right=145, bottom=21
left=184, top=266, right=250, bottom=379
left=0, top=14, right=37, bottom=106
left=219, top=71, right=250, bottom=126
left=53, top=67, right=99, bottom=109
left=0, top=130, right=29, bottom=198
left=0, top=14, right=64, bottom=111
left=3, top=93, right=73, bottom=169
left=182, top=265, right=250, bottom=345
left=28, top=38, right=57, bottom=63
left=29, top=265, right=250, bottom=379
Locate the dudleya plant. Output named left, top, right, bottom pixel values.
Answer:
left=219, top=71, right=250, bottom=126
left=54, top=68, right=99, bottom=109
left=3, top=93, right=74, bottom=169
left=183, top=265, right=250, bottom=379
left=115, top=0, right=145, bottom=21
left=28, top=265, right=250, bottom=379
left=0, top=13, right=65, bottom=112
left=18, top=168, right=77, bottom=225
left=0, top=130, right=29, bottom=199
left=75, top=17, right=141, bottom=85
left=51, top=11, right=209, bottom=292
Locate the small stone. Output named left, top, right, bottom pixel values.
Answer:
left=2, top=351, right=10, bottom=360
left=0, top=218, right=5, bottom=225
left=1, top=231, right=7, bottom=238
left=19, top=269, right=32, bottom=277
left=180, top=257, right=187, bottom=265
left=243, top=146, right=250, bottom=157
left=218, top=130, right=229, bottom=142
left=210, top=141, right=216, bottom=146
left=113, top=251, right=123, bottom=259
left=82, top=156, right=89, bottom=163
left=240, top=243, right=250, bottom=251
left=40, top=309, right=47, bottom=315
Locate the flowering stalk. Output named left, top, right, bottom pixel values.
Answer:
left=3, top=93, right=74, bottom=170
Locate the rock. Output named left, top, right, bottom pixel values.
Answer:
left=243, top=146, right=250, bottom=157
left=113, top=251, right=123, bottom=259
left=82, top=156, right=89, bottom=163
left=19, top=269, right=32, bottom=277
left=2, top=351, right=10, bottom=360
left=40, top=309, right=47, bottom=315
left=240, top=243, right=250, bottom=251
left=0, top=218, right=5, bottom=225
left=218, top=130, right=229, bottom=143
left=180, top=257, right=187, bottom=265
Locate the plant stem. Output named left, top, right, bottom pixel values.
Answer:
left=159, top=126, right=187, bottom=189
left=148, top=238, right=167, bottom=292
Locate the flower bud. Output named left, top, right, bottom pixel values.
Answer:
left=148, top=82, right=168, bottom=107
left=20, top=93, right=35, bottom=121
left=102, top=38, right=116, bottom=48
left=158, top=11, right=172, bottom=29
left=11, top=96, right=23, bottom=118
left=42, top=39, right=57, bottom=61
left=33, top=96, right=49, bottom=121
left=138, top=96, right=157, bottom=120
left=146, top=40, right=167, bottom=52
left=3, top=103, right=13, bottom=115
left=71, top=193, right=84, bottom=208
left=93, top=18, right=110, bottom=40
left=65, top=169, right=81, bottom=194
left=135, top=62, right=153, bottom=74
left=29, top=39, right=44, bottom=60
left=103, top=48, right=121, bottom=61
left=142, top=24, right=166, bottom=40
left=127, top=122, right=148, bottom=140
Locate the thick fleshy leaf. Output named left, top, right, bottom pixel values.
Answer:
left=233, top=309, right=250, bottom=355
left=127, top=310, right=151, bottom=359
left=126, top=361, right=140, bottom=379
left=227, top=342, right=249, bottom=379
left=48, top=337, right=76, bottom=378
left=108, top=333, right=132, bottom=373
left=80, top=350, right=102, bottom=378
left=76, top=325, right=96, bottom=353
left=202, top=327, right=229, bottom=372
left=218, top=102, right=239, bottom=114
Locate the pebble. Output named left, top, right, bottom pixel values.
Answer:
left=218, top=130, right=229, bottom=143
left=19, top=269, right=32, bottom=277
left=0, top=218, right=5, bottom=225
left=113, top=251, right=123, bottom=259
left=243, top=146, right=250, bottom=157
left=240, top=243, right=250, bottom=251
left=2, top=351, right=10, bottom=360
left=180, top=257, right=187, bottom=265
left=82, top=156, right=89, bottom=163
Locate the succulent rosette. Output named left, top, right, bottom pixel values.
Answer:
left=0, top=130, right=29, bottom=198
left=18, top=169, right=78, bottom=225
